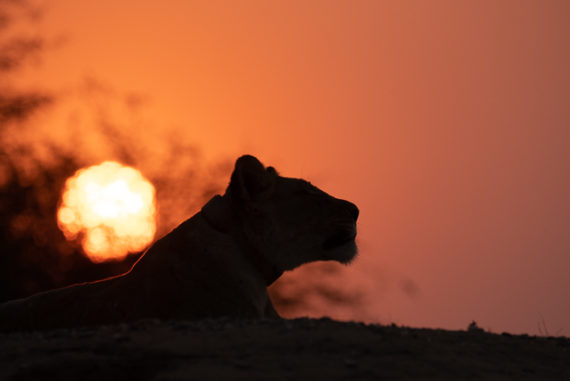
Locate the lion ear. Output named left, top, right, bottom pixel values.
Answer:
left=228, top=155, right=275, bottom=201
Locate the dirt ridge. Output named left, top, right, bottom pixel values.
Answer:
left=1, top=318, right=568, bottom=380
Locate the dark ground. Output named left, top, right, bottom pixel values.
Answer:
left=0, top=318, right=568, bottom=380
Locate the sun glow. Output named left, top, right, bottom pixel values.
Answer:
left=57, top=161, right=156, bottom=262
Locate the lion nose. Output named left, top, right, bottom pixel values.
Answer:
left=339, top=200, right=359, bottom=221
left=350, top=203, right=359, bottom=221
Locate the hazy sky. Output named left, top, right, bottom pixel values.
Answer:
left=16, top=0, right=570, bottom=334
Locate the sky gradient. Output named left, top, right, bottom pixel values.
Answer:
left=12, top=0, right=570, bottom=335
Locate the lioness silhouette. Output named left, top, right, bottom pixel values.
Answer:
left=0, top=155, right=359, bottom=331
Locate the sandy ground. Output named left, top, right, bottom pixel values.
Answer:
left=1, top=318, right=568, bottom=380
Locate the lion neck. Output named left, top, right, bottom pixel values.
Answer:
left=201, top=195, right=283, bottom=286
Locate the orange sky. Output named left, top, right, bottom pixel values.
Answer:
left=13, top=0, right=570, bottom=335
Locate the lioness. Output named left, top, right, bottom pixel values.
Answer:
left=0, top=155, right=359, bottom=331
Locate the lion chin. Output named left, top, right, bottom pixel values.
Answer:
left=0, top=155, right=359, bottom=332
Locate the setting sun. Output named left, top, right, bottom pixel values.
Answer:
left=57, top=161, right=156, bottom=263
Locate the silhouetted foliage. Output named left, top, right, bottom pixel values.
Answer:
left=0, top=1, right=138, bottom=302
left=0, top=93, right=50, bottom=124
left=0, top=151, right=141, bottom=302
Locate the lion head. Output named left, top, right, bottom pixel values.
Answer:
left=202, top=155, right=359, bottom=282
